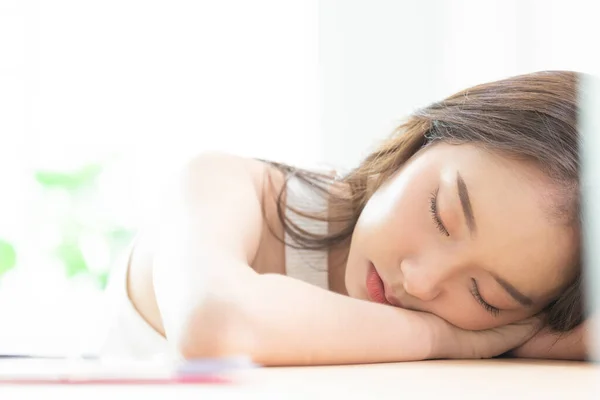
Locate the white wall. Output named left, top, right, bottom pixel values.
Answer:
left=1, top=0, right=320, bottom=219
left=319, top=0, right=600, bottom=170
left=319, top=0, right=446, bottom=170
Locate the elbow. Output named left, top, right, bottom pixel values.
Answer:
left=169, top=296, right=256, bottom=361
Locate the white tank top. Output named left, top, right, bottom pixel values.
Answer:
left=283, top=174, right=329, bottom=289
left=96, top=174, right=329, bottom=360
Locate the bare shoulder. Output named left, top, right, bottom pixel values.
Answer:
left=176, top=152, right=289, bottom=272
left=179, top=151, right=287, bottom=204
left=126, top=152, right=289, bottom=334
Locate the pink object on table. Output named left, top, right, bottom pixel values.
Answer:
left=0, top=355, right=255, bottom=385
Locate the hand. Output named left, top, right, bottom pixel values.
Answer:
left=509, top=319, right=588, bottom=360
left=424, top=313, right=544, bottom=360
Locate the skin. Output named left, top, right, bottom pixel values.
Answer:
left=342, top=142, right=579, bottom=330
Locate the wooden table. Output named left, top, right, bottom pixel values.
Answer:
left=0, top=359, right=596, bottom=399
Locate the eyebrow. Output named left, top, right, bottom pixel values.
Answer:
left=456, top=172, right=477, bottom=235
left=491, top=274, right=534, bottom=307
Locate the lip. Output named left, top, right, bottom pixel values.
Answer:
left=365, top=262, right=405, bottom=308
left=366, top=262, right=391, bottom=305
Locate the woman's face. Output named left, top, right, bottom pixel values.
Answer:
left=344, top=142, right=578, bottom=330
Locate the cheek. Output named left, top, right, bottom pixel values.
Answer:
left=358, top=188, right=402, bottom=231
left=357, top=183, right=431, bottom=250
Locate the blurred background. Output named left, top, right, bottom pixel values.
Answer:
left=0, top=0, right=598, bottom=356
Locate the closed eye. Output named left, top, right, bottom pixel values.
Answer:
left=470, top=278, right=500, bottom=317
left=429, top=188, right=449, bottom=236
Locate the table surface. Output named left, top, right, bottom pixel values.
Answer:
left=0, top=358, right=597, bottom=399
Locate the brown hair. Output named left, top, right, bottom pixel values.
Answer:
left=265, top=71, right=583, bottom=331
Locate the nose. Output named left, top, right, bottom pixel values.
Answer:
left=400, top=259, right=445, bottom=302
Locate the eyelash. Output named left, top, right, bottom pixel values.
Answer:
left=429, top=189, right=450, bottom=237
left=470, top=279, right=500, bottom=317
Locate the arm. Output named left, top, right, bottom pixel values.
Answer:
left=150, top=153, right=536, bottom=365
left=202, top=267, right=436, bottom=365
left=150, top=153, right=433, bottom=364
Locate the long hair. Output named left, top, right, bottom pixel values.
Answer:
left=265, top=71, right=582, bottom=331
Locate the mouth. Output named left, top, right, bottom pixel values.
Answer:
left=366, top=262, right=405, bottom=308
left=366, top=262, right=403, bottom=306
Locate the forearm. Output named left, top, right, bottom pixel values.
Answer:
left=237, top=273, right=434, bottom=366
left=166, top=265, right=436, bottom=366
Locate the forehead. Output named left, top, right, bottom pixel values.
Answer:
left=425, top=143, right=578, bottom=298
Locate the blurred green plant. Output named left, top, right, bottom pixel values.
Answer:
left=34, top=164, right=103, bottom=190
left=34, top=161, right=135, bottom=290
left=0, top=239, right=17, bottom=277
